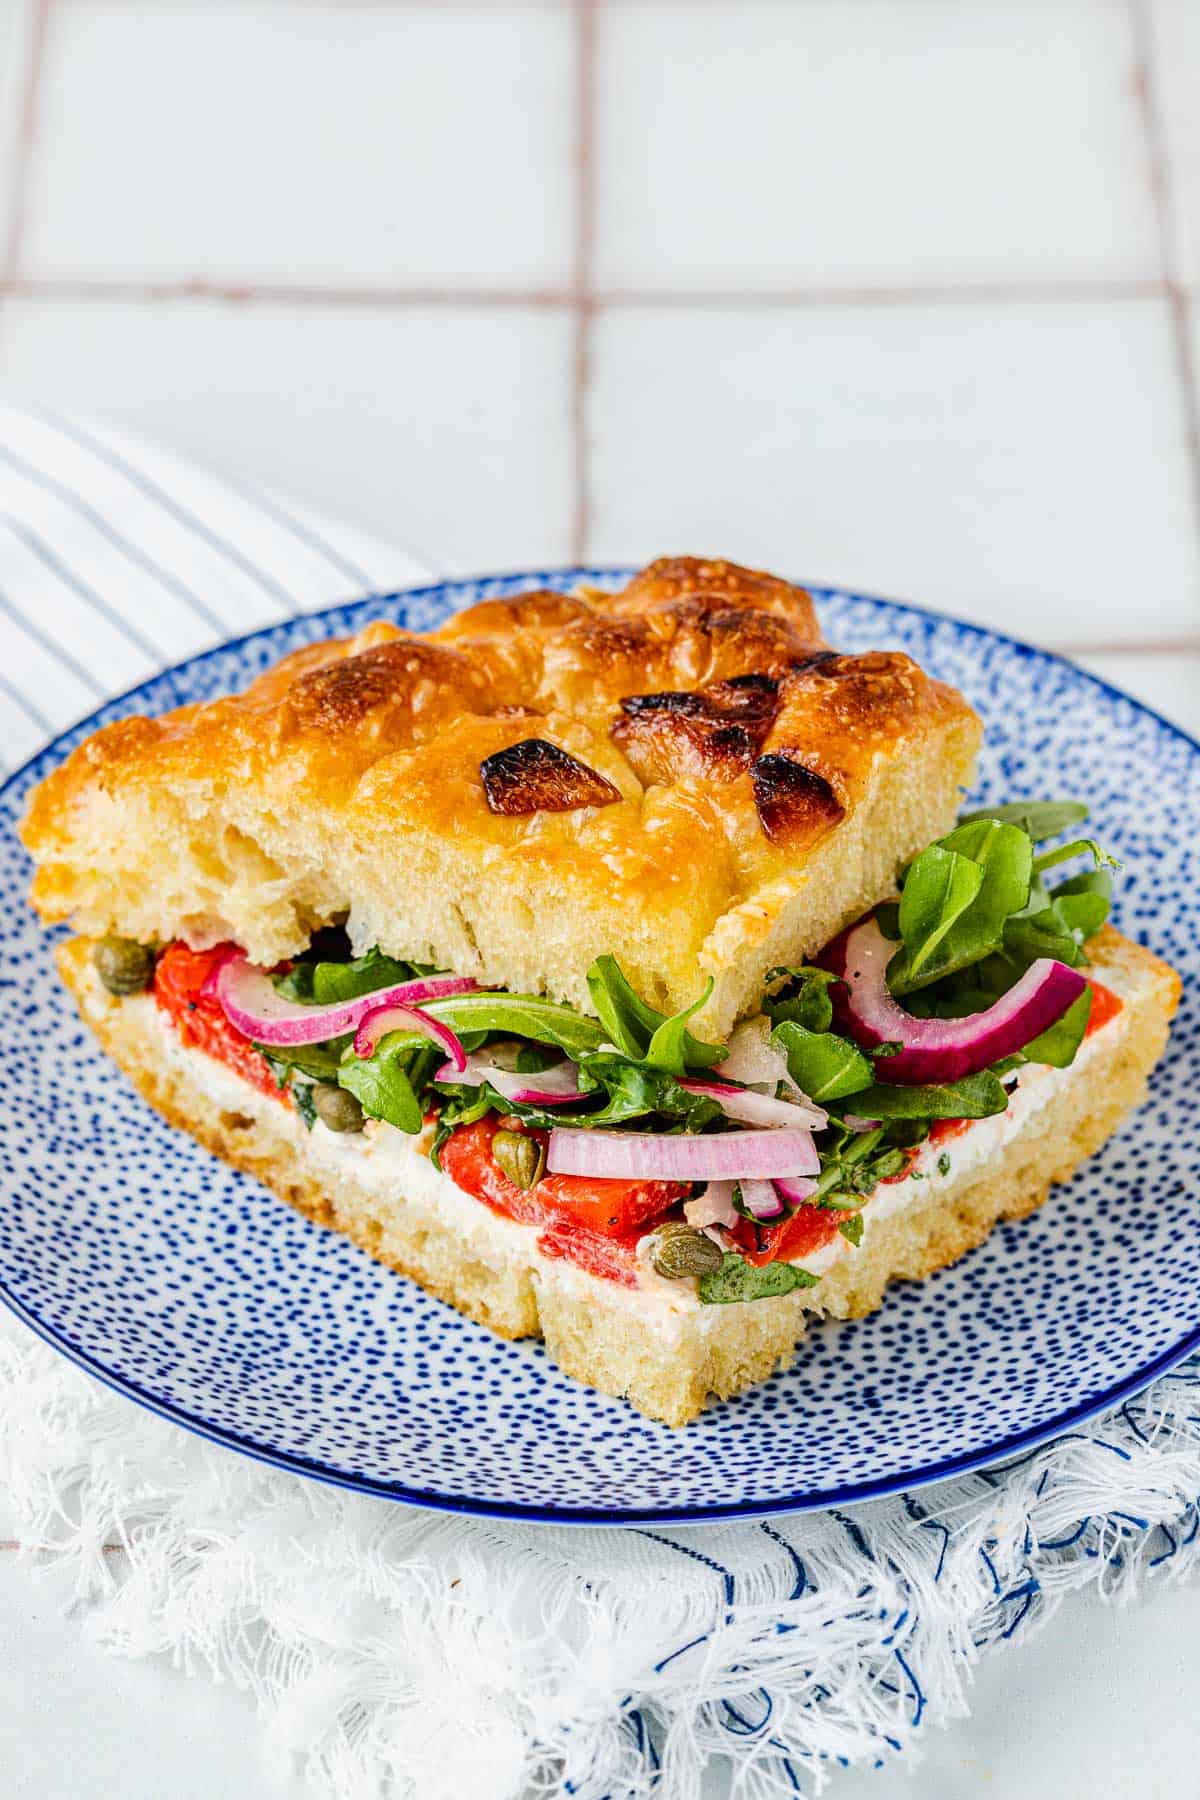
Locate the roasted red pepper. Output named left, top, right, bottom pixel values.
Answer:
left=154, top=940, right=289, bottom=1104
left=440, top=1113, right=688, bottom=1286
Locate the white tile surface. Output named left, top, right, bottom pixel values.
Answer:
left=0, top=1556, right=305, bottom=1799
left=0, top=0, right=37, bottom=265
left=596, top=0, right=1159, bottom=292
left=0, top=296, right=575, bottom=572
left=587, top=296, right=1200, bottom=645
left=19, top=1, right=575, bottom=290
left=1148, top=0, right=1200, bottom=287
left=823, top=1577, right=1200, bottom=1800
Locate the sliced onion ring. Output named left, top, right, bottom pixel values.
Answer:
left=214, top=953, right=480, bottom=1048
left=826, top=916, right=1088, bottom=1085
left=546, top=1126, right=819, bottom=1182
left=738, top=1178, right=788, bottom=1221
left=436, top=1051, right=582, bottom=1107
left=773, top=1174, right=819, bottom=1207
left=354, top=1001, right=467, bottom=1072
left=679, top=1076, right=826, bottom=1132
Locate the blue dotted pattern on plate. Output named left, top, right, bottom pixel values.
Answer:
left=0, top=573, right=1197, bottom=1525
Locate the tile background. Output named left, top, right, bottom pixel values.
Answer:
left=0, top=1, right=1197, bottom=1795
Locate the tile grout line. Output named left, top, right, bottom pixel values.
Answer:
left=569, top=0, right=599, bottom=564
left=0, top=277, right=1176, bottom=311
left=1052, top=634, right=1200, bottom=656
left=1129, top=0, right=1200, bottom=603
left=1, top=0, right=53, bottom=285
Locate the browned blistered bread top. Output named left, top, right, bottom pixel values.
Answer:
left=22, top=556, right=982, bottom=1036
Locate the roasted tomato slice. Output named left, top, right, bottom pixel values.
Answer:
left=536, top=1224, right=646, bottom=1288
left=440, top=1114, right=686, bottom=1242
left=732, top=1203, right=844, bottom=1268
left=1084, top=977, right=1122, bottom=1038
left=154, top=940, right=288, bottom=1104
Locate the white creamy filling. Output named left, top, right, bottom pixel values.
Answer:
left=127, top=960, right=1138, bottom=1323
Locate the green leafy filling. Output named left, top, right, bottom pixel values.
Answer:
left=243, top=793, right=1119, bottom=1307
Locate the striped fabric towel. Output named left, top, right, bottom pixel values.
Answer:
left=0, top=402, right=431, bottom=772
left=2, top=405, right=1200, bottom=1800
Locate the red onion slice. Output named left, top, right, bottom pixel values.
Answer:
left=738, top=1178, right=788, bottom=1221
left=353, top=1001, right=467, bottom=1071
left=828, top=916, right=1088, bottom=1085
left=436, top=1051, right=582, bottom=1106
left=546, top=1126, right=819, bottom=1182
left=214, top=954, right=480, bottom=1048
left=773, top=1174, right=819, bottom=1207
left=679, top=1077, right=827, bottom=1132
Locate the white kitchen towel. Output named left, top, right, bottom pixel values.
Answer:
left=1, top=402, right=1198, bottom=1800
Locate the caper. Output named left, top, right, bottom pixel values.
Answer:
left=312, top=1084, right=365, bottom=1133
left=93, top=935, right=156, bottom=996
left=648, top=1222, right=725, bottom=1280
left=492, top=1128, right=545, bottom=1190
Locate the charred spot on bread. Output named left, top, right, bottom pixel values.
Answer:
left=480, top=738, right=622, bottom=815
left=611, top=677, right=779, bottom=784
left=284, top=639, right=492, bottom=737
left=751, top=752, right=846, bottom=845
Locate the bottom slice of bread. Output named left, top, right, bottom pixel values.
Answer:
left=58, top=927, right=1179, bottom=1426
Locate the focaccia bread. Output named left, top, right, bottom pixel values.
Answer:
left=22, top=557, right=981, bottom=1039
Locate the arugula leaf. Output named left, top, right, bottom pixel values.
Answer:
left=337, top=1037, right=423, bottom=1134
left=256, top=1037, right=349, bottom=1083
left=585, top=956, right=726, bottom=1070
left=771, top=1020, right=873, bottom=1101
left=311, top=947, right=421, bottom=1005
left=1049, top=889, right=1110, bottom=938
left=1032, top=838, right=1121, bottom=880
left=274, top=945, right=425, bottom=1006
left=1046, top=866, right=1112, bottom=941
left=585, top=955, right=660, bottom=1056
left=273, top=963, right=317, bottom=1003
left=838, top=1213, right=864, bottom=1246
left=959, top=798, right=1089, bottom=841
left=644, top=980, right=725, bottom=1075
left=894, top=845, right=984, bottom=984
left=292, top=1081, right=319, bottom=1131
left=425, top=992, right=608, bottom=1061
left=995, top=906, right=1086, bottom=980
left=698, top=1253, right=820, bottom=1305
left=887, top=820, right=1032, bottom=996
left=764, top=966, right=841, bottom=1034
left=851, top=1071, right=1010, bottom=1120
left=1017, top=985, right=1092, bottom=1068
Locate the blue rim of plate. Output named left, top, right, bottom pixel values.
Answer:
left=1, top=567, right=1197, bottom=1528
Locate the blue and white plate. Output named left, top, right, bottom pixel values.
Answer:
left=1, top=573, right=1196, bottom=1526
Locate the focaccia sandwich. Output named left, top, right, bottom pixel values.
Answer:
left=22, top=558, right=1179, bottom=1424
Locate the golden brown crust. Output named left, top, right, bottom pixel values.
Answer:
left=57, top=927, right=1180, bottom=1426
left=23, top=556, right=981, bottom=1035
